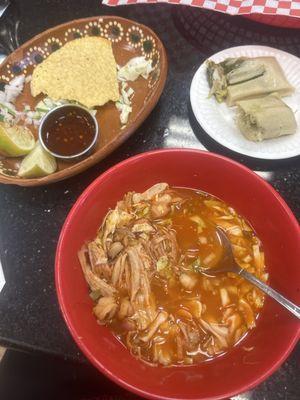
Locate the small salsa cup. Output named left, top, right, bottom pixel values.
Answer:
left=39, top=104, right=99, bottom=162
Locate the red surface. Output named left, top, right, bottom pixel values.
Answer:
left=56, top=149, right=300, bottom=400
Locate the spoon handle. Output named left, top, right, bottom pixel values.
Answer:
left=238, top=268, right=300, bottom=320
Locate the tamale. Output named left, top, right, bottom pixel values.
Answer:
left=206, top=56, right=294, bottom=105
left=236, top=95, right=297, bottom=142
left=226, top=60, right=265, bottom=85
left=227, top=57, right=294, bottom=106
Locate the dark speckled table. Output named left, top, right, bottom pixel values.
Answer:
left=0, top=1, right=299, bottom=399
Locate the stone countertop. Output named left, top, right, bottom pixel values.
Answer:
left=0, top=1, right=299, bottom=398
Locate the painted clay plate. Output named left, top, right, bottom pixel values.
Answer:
left=0, top=16, right=167, bottom=186
left=190, top=46, right=300, bottom=160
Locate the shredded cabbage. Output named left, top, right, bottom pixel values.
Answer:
left=118, top=56, right=153, bottom=82
left=115, top=56, right=154, bottom=126
left=156, top=256, right=169, bottom=272
left=116, top=82, right=134, bottom=125
left=190, top=215, right=206, bottom=233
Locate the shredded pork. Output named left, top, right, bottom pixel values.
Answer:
left=78, top=183, right=266, bottom=366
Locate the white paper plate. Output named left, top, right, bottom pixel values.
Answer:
left=190, top=45, right=300, bottom=160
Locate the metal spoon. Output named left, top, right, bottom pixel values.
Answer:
left=198, top=227, right=300, bottom=320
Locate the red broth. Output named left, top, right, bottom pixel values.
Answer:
left=79, top=185, right=267, bottom=366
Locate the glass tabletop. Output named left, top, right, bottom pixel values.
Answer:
left=0, top=1, right=299, bottom=399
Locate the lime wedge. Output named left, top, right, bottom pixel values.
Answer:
left=0, top=122, right=35, bottom=157
left=18, top=142, right=57, bottom=178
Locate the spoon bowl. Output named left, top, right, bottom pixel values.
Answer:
left=198, top=227, right=300, bottom=320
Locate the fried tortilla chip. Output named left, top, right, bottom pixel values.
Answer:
left=31, top=37, right=119, bottom=108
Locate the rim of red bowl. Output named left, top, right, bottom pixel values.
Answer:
left=55, top=148, right=300, bottom=400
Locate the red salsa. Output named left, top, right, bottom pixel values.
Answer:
left=41, top=106, right=96, bottom=157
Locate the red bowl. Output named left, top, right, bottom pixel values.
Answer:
left=56, top=149, right=300, bottom=400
